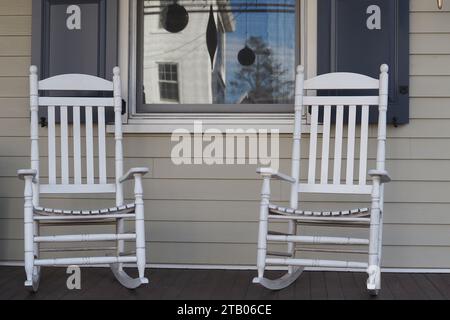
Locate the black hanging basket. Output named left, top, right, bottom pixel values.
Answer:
left=238, top=46, right=256, bottom=66
left=161, top=3, right=189, bottom=33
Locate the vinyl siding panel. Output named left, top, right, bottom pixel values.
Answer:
left=0, top=0, right=32, bottom=16
left=0, top=16, right=31, bottom=36
left=0, top=37, right=31, bottom=56
left=1, top=0, right=450, bottom=270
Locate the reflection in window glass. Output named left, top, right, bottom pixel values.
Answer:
left=142, top=0, right=297, bottom=106
left=158, top=63, right=180, bottom=102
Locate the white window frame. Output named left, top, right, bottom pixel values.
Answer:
left=114, top=0, right=318, bottom=134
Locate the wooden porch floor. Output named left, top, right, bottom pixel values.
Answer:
left=1, top=266, right=449, bottom=300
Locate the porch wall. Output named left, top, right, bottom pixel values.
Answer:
left=2, top=1, right=450, bottom=269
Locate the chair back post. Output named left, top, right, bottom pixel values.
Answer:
left=376, top=65, right=389, bottom=172
left=29, top=66, right=40, bottom=207
left=290, top=66, right=304, bottom=209
left=113, top=67, right=124, bottom=206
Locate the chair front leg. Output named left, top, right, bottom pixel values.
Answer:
left=23, top=176, right=35, bottom=287
left=377, top=184, right=385, bottom=274
left=133, top=173, right=147, bottom=281
left=367, top=178, right=382, bottom=292
left=257, top=176, right=271, bottom=279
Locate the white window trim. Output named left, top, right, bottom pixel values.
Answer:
left=110, top=0, right=318, bottom=134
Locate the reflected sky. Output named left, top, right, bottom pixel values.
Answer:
left=225, top=0, right=296, bottom=103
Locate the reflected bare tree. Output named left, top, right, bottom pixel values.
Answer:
left=230, top=36, right=294, bottom=104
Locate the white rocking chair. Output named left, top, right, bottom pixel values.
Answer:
left=18, top=66, right=149, bottom=291
left=253, top=65, right=391, bottom=295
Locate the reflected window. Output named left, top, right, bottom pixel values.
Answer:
left=158, top=63, right=180, bottom=102
left=138, top=0, right=298, bottom=112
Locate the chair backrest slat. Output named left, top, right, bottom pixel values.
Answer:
left=346, top=105, right=357, bottom=185
left=47, top=106, right=56, bottom=185
left=293, top=65, right=389, bottom=195
left=98, top=106, right=107, bottom=184
left=73, top=106, right=82, bottom=185
left=359, top=105, right=370, bottom=185
left=60, top=106, right=69, bottom=184
left=29, top=67, right=124, bottom=196
left=333, top=105, right=344, bottom=185
left=85, top=106, right=95, bottom=185
left=308, top=105, right=319, bottom=184
left=320, top=105, right=331, bottom=184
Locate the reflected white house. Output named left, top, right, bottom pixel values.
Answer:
left=143, top=0, right=235, bottom=104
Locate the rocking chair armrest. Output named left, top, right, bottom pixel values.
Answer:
left=368, top=169, right=391, bottom=184
left=257, top=167, right=296, bottom=184
left=17, top=169, right=37, bottom=182
left=119, top=167, right=150, bottom=184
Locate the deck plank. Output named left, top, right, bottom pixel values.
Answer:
left=0, top=267, right=447, bottom=300
left=293, top=271, right=310, bottom=300
left=352, top=272, right=373, bottom=300
left=395, top=273, right=428, bottom=300
left=24, top=268, right=66, bottom=300
left=134, top=268, right=175, bottom=300
left=177, top=269, right=221, bottom=300
left=277, top=271, right=296, bottom=300
left=309, top=271, right=328, bottom=300
left=228, top=270, right=251, bottom=300
left=338, top=272, right=364, bottom=300
left=324, top=272, right=344, bottom=300
left=382, top=273, right=409, bottom=300
left=0, top=267, right=32, bottom=300
left=426, top=274, right=450, bottom=299
left=210, top=270, right=240, bottom=300
left=377, top=274, right=395, bottom=300
left=411, top=273, right=444, bottom=300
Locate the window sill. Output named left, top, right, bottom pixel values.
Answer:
left=106, top=114, right=309, bottom=134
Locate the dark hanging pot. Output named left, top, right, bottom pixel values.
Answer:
left=161, top=1, right=189, bottom=33
left=206, top=5, right=218, bottom=69
left=238, top=2, right=255, bottom=66
left=238, top=45, right=256, bottom=66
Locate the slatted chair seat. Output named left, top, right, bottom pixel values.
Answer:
left=253, top=65, right=391, bottom=295
left=18, top=66, right=149, bottom=292
left=34, top=203, right=136, bottom=216
left=268, top=204, right=370, bottom=218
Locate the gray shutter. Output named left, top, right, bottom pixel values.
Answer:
left=32, top=0, right=118, bottom=124
left=317, top=0, right=409, bottom=125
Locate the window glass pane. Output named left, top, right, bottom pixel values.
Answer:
left=142, top=0, right=297, bottom=106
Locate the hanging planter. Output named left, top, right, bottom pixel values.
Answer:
left=161, top=1, right=189, bottom=33
left=237, top=2, right=256, bottom=66
left=238, top=46, right=256, bottom=66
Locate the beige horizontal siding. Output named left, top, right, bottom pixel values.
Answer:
left=0, top=36, right=31, bottom=56
left=0, top=57, right=30, bottom=76
left=411, top=1, right=450, bottom=11
left=0, top=16, right=30, bottom=36
left=1, top=0, right=450, bottom=270
left=0, top=0, right=32, bottom=16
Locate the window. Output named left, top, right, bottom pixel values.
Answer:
left=135, top=0, right=300, bottom=113
left=158, top=63, right=180, bottom=102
